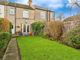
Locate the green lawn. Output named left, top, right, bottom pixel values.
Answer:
left=17, top=36, right=80, bottom=60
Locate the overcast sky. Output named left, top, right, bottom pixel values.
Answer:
left=9, top=0, right=80, bottom=18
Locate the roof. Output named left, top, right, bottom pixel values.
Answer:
left=0, top=2, right=34, bottom=9
left=34, top=5, right=54, bottom=12
left=64, top=15, right=80, bottom=22
left=0, top=2, right=54, bottom=12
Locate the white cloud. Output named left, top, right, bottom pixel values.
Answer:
left=16, top=0, right=28, bottom=4
left=15, top=0, right=64, bottom=9
left=49, top=4, right=64, bottom=9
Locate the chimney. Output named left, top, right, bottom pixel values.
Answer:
left=29, top=0, right=32, bottom=7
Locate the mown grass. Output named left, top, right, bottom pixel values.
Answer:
left=17, top=36, right=80, bottom=60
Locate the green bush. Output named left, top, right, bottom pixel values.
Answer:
left=31, top=22, right=44, bottom=35
left=64, top=26, right=80, bottom=49
left=0, top=32, right=11, bottom=49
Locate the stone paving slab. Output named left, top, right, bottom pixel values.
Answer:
left=2, top=38, right=20, bottom=60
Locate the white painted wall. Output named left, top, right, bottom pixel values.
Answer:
left=0, top=5, right=4, bottom=18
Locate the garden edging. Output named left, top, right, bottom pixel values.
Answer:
left=2, top=38, right=20, bottom=60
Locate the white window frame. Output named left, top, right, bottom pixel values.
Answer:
left=23, top=10, right=29, bottom=18
left=51, top=13, right=53, bottom=19
left=0, top=5, right=4, bottom=18
left=9, top=8, right=15, bottom=15
left=0, top=9, right=1, bottom=14
left=40, top=11, right=46, bottom=19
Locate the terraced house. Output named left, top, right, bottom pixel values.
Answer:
left=0, top=0, right=55, bottom=34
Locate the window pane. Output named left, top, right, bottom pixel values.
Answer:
left=23, top=10, right=29, bottom=18
left=40, top=12, right=46, bottom=19
left=0, top=5, right=4, bottom=18
left=9, top=8, right=15, bottom=15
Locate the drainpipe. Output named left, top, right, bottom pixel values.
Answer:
left=47, top=10, right=48, bottom=21
left=4, top=1, right=8, bottom=20
left=14, top=3, right=16, bottom=34
left=49, top=11, right=50, bottom=21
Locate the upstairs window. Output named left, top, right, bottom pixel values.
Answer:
left=9, top=8, right=15, bottom=15
left=51, top=13, right=53, bottom=19
left=0, top=5, right=4, bottom=18
left=23, top=10, right=29, bottom=18
left=40, top=11, right=46, bottom=19
left=0, top=9, right=1, bottom=14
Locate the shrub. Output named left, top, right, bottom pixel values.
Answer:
left=0, top=32, right=11, bottom=49
left=1, top=19, right=10, bottom=32
left=64, top=26, right=80, bottom=49
left=31, top=22, right=44, bottom=35
left=44, top=21, right=64, bottom=40
left=0, top=18, right=13, bottom=33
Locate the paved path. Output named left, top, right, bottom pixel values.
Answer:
left=2, top=38, right=20, bottom=60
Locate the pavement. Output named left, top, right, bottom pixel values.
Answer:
left=2, top=38, right=20, bottom=60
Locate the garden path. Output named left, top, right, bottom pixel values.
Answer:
left=2, top=38, right=20, bottom=60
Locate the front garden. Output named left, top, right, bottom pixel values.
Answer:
left=0, top=19, right=80, bottom=60
left=17, top=36, right=80, bottom=60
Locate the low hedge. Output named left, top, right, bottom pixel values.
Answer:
left=0, top=32, right=11, bottom=59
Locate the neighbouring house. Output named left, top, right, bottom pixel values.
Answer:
left=0, top=0, right=55, bottom=34
left=64, top=15, right=80, bottom=32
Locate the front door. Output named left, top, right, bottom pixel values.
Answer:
left=11, top=25, right=15, bottom=34
left=26, top=24, right=29, bottom=33
left=22, top=24, right=30, bottom=33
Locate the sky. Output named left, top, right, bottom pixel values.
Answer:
left=9, top=0, right=80, bottom=19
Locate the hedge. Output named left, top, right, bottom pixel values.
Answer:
left=63, top=26, right=80, bottom=49
left=44, top=21, right=64, bottom=40
left=31, top=22, right=44, bottom=35
left=0, top=32, right=11, bottom=59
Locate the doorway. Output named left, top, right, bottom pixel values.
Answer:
left=22, top=24, right=30, bottom=33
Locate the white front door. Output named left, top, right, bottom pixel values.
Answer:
left=21, top=24, right=30, bottom=33
left=22, top=24, right=24, bottom=33
left=26, top=24, right=29, bottom=33
left=11, top=26, right=15, bottom=34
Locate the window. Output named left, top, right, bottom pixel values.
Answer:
left=40, top=12, right=46, bottom=19
left=9, top=8, right=15, bottom=15
left=51, top=13, right=53, bottom=19
left=23, top=10, right=29, bottom=18
left=0, top=5, right=4, bottom=18
left=0, top=9, right=1, bottom=14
